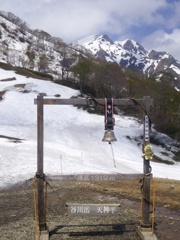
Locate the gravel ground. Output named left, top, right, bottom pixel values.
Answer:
left=0, top=179, right=179, bottom=240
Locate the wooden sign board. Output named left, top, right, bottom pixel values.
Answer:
left=47, top=173, right=144, bottom=181
left=67, top=203, right=121, bottom=216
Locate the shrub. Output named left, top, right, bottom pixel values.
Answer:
left=19, top=37, right=25, bottom=43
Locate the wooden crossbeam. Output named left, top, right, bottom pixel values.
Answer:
left=34, top=96, right=153, bottom=107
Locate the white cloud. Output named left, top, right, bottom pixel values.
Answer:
left=0, top=0, right=168, bottom=42
left=166, top=1, right=180, bottom=29
left=142, top=29, right=180, bottom=60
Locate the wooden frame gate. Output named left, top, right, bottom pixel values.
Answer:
left=34, top=94, right=157, bottom=240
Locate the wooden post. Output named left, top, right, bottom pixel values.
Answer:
left=36, top=94, right=47, bottom=232
left=141, top=96, right=152, bottom=228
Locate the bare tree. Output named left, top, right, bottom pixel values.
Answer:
left=37, top=54, right=49, bottom=73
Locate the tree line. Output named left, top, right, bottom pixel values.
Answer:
left=57, top=54, right=180, bottom=141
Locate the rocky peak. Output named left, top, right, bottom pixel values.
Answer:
left=123, top=39, right=147, bottom=55
left=100, top=34, right=114, bottom=44
left=149, top=50, right=167, bottom=60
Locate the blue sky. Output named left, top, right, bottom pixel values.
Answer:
left=0, top=0, right=180, bottom=60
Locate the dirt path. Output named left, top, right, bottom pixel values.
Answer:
left=0, top=179, right=179, bottom=240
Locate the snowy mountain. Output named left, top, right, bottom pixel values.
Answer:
left=72, top=34, right=180, bottom=88
left=1, top=10, right=180, bottom=89
left=0, top=67, right=180, bottom=189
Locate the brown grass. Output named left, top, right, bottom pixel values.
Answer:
left=80, top=178, right=180, bottom=210
left=153, top=178, right=180, bottom=209
left=0, top=61, right=53, bottom=80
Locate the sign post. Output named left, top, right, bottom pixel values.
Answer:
left=36, top=94, right=48, bottom=239
left=141, top=114, right=152, bottom=228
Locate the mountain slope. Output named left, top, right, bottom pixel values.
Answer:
left=0, top=67, right=180, bottom=188
left=0, top=11, right=76, bottom=80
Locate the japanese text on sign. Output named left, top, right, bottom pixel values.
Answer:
left=68, top=204, right=120, bottom=215
left=76, top=174, right=116, bottom=181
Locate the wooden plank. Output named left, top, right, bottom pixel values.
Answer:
left=67, top=203, right=121, bottom=216
left=46, top=173, right=145, bottom=181
left=34, top=97, right=153, bottom=107
left=34, top=98, right=87, bottom=105
left=37, top=94, right=44, bottom=174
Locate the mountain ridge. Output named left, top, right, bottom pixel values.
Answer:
left=72, top=34, right=180, bottom=89
left=0, top=11, right=180, bottom=90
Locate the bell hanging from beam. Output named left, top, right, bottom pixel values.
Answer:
left=102, top=98, right=117, bottom=143
left=102, top=130, right=117, bottom=143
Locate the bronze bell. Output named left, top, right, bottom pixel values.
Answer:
left=102, top=130, right=117, bottom=143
